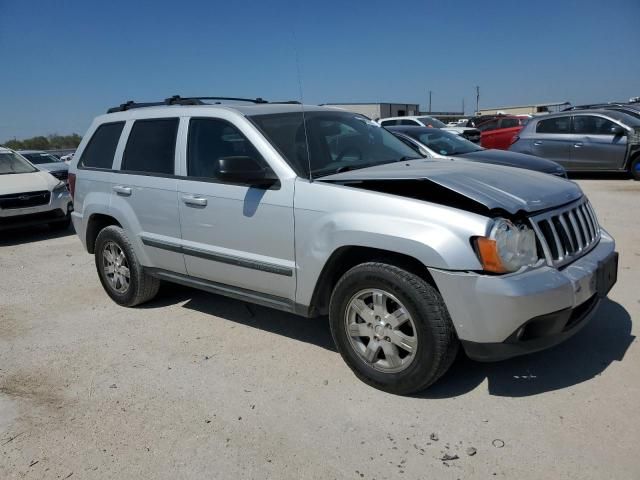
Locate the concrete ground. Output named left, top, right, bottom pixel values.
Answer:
left=1, top=178, right=638, bottom=479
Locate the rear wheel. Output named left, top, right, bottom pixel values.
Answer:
left=329, top=262, right=459, bottom=395
left=630, top=156, right=640, bottom=181
left=94, top=226, right=160, bottom=307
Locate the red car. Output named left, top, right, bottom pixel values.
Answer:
left=477, top=115, right=529, bottom=150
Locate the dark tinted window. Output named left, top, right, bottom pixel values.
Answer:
left=380, top=120, right=397, bottom=126
left=399, top=119, right=419, bottom=126
left=22, top=153, right=63, bottom=165
left=572, top=115, right=615, bottom=135
left=499, top=118, right=519, bottom=129
left=79, top=122, right=124, bottom=169
left=122, top=119, right=178, bottom=175
left=187, top=118, right=265, bottom=179
left=536, top=116, right=571, bottom=134
left=477, top=119, right=499, bottom=132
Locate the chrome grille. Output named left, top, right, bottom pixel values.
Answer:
left=529, top=198, right=600, bottom=268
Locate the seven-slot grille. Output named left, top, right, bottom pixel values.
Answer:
left=0, top=190, right=51, bottom=209
left=529, top=197, right=600, bottom=268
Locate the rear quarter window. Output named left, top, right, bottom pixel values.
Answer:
left=79, top=122, right=125, bottom=169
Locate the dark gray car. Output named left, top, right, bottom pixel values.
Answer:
left=510, top=109, right=640, bottom=179
left=18, top=150, right=69, bottom=183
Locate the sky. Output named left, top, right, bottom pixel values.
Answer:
left=0, top=0, right=639, bottom=140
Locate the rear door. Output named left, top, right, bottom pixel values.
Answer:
left=111, top=117, right=186, bottom=274
left=177, top=116, right=296, bottom=300
left=528, top=115, right=573, bottom=169
left=491, top=117, right=523, bottom=150
left=477, top=119, right=499, bottom=148
left=570, top=114, right=628, bottom=170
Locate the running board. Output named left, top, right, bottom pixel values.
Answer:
left=146, top=268, right=311, bottom=316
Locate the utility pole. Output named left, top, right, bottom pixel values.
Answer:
left=475, top=86, right=480, bottom=115
left=462, top=98, right=465, bottom=115
left=428, top=90, right=432, bottom=113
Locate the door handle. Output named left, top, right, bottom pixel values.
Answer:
left=181, top=195, right=207, bottom=207
left=533, top=141, right=543, bottom=146
left=573, top=142, right=583, bottom=148
left=113, top=185, right=132, bottom=196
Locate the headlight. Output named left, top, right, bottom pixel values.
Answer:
left=52, top=181, right=68, bottom=193
left=475, top=218, right=538, bottom=273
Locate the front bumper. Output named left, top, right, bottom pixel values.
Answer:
left=0, top=189, right=72, bottom=231
left=429, top=229, right=617, bottom=361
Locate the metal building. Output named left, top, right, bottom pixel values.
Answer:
left=323, top=103, right=420, bottom=120
left=478, top=101, right=570, bottom=116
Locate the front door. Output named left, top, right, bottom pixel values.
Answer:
left=570, top=115, right=628, bottom=170
left=177, top=117, right=296, bottom=301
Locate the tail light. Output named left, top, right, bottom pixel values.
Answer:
left=68, top=173, right=76, bottom=199
left=510, top=135, right=520, bottom=145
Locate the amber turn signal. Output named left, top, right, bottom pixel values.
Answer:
left=475, top=237, right=507, bottom=274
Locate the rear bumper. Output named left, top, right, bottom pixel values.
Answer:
left=429, top=229, right=617, bottom=361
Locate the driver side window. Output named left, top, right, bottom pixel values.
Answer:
left=187, top=118, right=268, bottom=180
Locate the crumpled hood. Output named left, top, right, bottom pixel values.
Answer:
left=320, top=158, right=582, bottom=214
left=458, top=149, right=565, bottom=174
left=0, top=171, right=57, bottom=195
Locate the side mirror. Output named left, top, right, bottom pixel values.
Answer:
left=217, top=156, right=279, bottom=187
left=610, top=125, right=625, bottom=136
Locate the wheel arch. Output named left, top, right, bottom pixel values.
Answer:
left=86, top=213, right=122, bottom=254
left=308, top=246, right=436, bottom=317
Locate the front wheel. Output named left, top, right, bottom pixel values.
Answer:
left=329, top=262, right=459, bottom=395
left=94, top=226, right=160, bottom=307
left=630, top=156, right=640, bottom=181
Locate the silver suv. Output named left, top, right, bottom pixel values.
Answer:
left=69, top=96, right=618, bottom=394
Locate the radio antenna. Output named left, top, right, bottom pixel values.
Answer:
left=291, top=27, right=313, bottom=182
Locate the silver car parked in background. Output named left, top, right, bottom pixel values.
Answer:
left=69, top=97, right=618, bottom=394
left=510, top=109, right=640, bottom=179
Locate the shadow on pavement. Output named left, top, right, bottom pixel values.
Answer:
left=143, top=283, right=337, bottom=352
left=144, top=285, right=633, bottom=397
left=0, top=224, right=74, bottom=247
left=421, top=299, right=634, bottom=398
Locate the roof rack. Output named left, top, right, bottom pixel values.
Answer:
left=107, top=95, right=300, bottom=113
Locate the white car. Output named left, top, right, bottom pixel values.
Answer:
left=0, top=147, right=73, bottom=231
left=378, top=115, right=481, bottom=143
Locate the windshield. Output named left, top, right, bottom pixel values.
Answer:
left=21, top=152, right=62, bottom=164
left=417, top=116, right=446, bottom=128
left=0, top=151, right=39, bottom=175
left=407, top=129, right=483, bottom=156
left=250, top=111, right=420, bottom=178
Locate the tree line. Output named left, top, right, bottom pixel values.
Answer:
left=1, top=134, right=82, bottom=151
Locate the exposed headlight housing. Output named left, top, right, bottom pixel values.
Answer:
left=475, top=218, right=538, bottom=273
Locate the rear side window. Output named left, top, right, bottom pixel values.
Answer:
left=380, top=120, right=397, bottom=127
left=477, top=119, right=499, bottom=132
left=399, top=119, right=419, bottom=126
left=122, top=118, right=178, bottom=175
left=79, top=122, right=124, bottom=169
left=187, top=118, right=265, bottom=179
left=536, top=116, right=571, bottom=134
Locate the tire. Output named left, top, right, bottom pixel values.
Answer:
left=49, top=214, right=71, bottom=230
left=329, top=262, right=459, bottom=395
left=630, top=156, right=640, bottom=181
left=94, top=225, right=160, bottom=307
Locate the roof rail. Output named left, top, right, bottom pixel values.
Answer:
left=106, top=95, right=300, bottom=113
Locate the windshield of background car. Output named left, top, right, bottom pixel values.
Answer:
left=0, top=152, right=39, bottom=174
left=22, top=153, right=63, bottom=164
left=409, top=129, right=482, bottom=155
left=417, top=116, right=446, bottom=128
left=250, top=111, right=420, bottom=178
